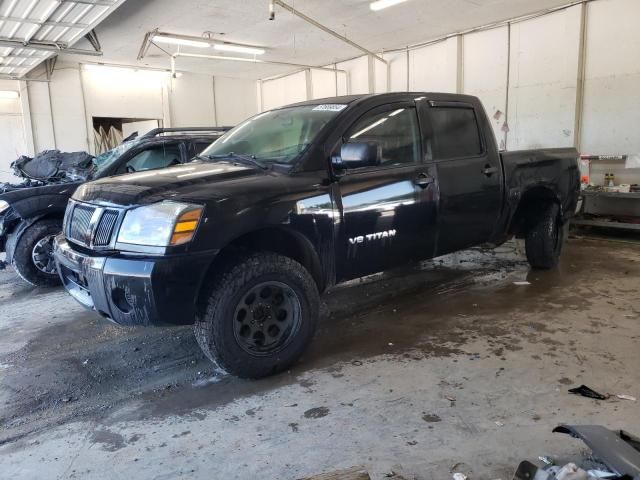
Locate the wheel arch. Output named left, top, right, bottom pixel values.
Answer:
left=509, top=185, right=562, bottom=238
left=195, top=225, right=325, bottom=315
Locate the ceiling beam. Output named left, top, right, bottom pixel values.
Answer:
left=60, top=0, right=115, bottom=6
left=0, top=37, right=103, bottom=56
left=269, top=0, right=387, bottom=64
left=0, top=15, right=89, bottom=29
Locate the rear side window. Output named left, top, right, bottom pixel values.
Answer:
left=430, top=107, right=482, bottom=159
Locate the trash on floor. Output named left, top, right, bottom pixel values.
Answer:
left=568, top=385, right=609, bottom=400
left=452, top=473, right=468, bottom=480
left=513, top=281, right=531, bottom=286
left=615, top=394, right=636, bottom=402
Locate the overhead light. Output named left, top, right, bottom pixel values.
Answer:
left=152, top=35, right=210, bottom=48
left=370, top=0, right=410, bottom=11
left=213, top=43, right=265, bottom=55
left=0, top=90, right=18, bottom=99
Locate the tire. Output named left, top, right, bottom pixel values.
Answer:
left=194, top=252, right=320, bottom=378
left=525, top=203, right=564, bottom=269
left=12, top=219, right=62, bottom=287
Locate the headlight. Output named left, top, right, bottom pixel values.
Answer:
left=0, top=200, right=9, bottom=214
left=117, top=201, right=203, bottom=247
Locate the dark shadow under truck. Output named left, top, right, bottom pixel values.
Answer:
left=0, top=127, right=228, bottom=286
left=53, top=93, right=580, bottom=378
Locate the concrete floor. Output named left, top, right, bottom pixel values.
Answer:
left=0, top=238, right=638, bottom=480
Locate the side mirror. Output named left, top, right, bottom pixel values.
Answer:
left=333, top=142, right=381, bottom=170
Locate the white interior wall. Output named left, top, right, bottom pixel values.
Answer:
left=507, top=6, right=581, bottom=150
left=409, top=37, right=458, bottom=93
left=214, top=76, right=258, bottom=126
left=373, top=58, right=388, bottom=94
left=0, top=79, right=26, bottom=181
left=386, top=50, right=408, bottom=92
left=581, top=0, right=640, bottom=156
left=1, top=0, right=638, bottom=176
left=48, top=65, right=91, bottom=152
left=27, top=81, right=56, bottom=153
left=171, top=73, right=216, bottom=127
left=463, top=27, right=509, bottom=149
left=337, top=56, right=370, bottom=95
left=310, top=69, right=338, bottom=100
left=261, top=70, right=308, bottom=111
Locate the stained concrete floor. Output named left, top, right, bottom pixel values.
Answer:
left=0, top=238, right=638, bottom=480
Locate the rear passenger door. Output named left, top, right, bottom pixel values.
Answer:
left=426, top=101, right=503, bottom=255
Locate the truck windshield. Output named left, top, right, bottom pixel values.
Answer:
left=201, top=104, right=345, bottom=165
left=92, top=139, right=140, bottom=178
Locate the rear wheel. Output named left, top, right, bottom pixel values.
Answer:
left=525, top=203, right=564, bottom=269
left=194, top=252, right=319, bottom=378
left=13, top=219, right=62, bottom=287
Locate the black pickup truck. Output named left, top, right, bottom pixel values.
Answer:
left=54, top=93, right=580, bottom=378
left=0, top=127, right=227, bottom=286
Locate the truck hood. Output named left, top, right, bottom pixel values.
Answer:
left=73, top=161, right=263, bottom=207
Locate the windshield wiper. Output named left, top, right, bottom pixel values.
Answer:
left=202, top=152, right=268, bottom=170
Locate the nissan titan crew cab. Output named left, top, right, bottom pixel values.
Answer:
left=54, top=93, right=580, bottom=378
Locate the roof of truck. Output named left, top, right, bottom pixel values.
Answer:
left=285, top=92, right=480, bottom=109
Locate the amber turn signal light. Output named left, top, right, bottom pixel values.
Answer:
left=170, top=207, right=203, bottom=245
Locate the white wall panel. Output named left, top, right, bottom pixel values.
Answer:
left=373, top=58, right=388, bottom=93
left=82, top=66, right=167, bottom=121
left=386, top=51, right=408, bottom=92
left=171, top=73, right=216, bottom=127
left=337, top=56, right=370, bottom=94
left=49, top=65, right=90, bottom=152
left=581, top=0, right=640, bottom=156
left=409, top=38, right=458, bottom=93
left=27, top=81, right=56, bottom=152
left=463, top=27, right=509, bottom=149
left=214, top=76, right=258, bottom=126
left=507, top=6, right=581, bottom=150
left=311, top=69, right=337, bottom=99
left=261, top=71, right=307, bottom=111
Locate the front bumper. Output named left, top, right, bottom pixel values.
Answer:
left=54, top=235, right=216, bottom=326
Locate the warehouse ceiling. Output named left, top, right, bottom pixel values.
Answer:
left=64, top=0, right=575, bottom=79
left=0, top=0, right=127, bottom=78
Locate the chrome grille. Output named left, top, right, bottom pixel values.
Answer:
left=66, top=202, right=122, bottom=248
left=68, top=205, right=95, bottom=246
left=94, top=210, right=119, bottom=246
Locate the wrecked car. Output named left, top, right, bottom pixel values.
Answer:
left=54, top=93, right=580, bottom=378
left=514, top=424, right=640, bottom=479
left=0, top=128, right=228, bottom=286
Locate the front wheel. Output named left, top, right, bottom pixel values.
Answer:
left=525, top=203, right=565, bottom=269
left=12, top=219, right=62, bottom=287
left=194, top=252, right=320, bottom=378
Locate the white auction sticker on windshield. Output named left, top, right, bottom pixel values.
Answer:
left=312, top=104, right=347, bottom=112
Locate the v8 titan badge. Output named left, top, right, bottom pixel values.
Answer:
left=349, top=229, right=397, bottom=245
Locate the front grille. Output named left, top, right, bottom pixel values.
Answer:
left=68, top=204, right=95, bottom=246
left=94, top=210, right=119, bottom=246
left=66, top=202, right=122, bottom=248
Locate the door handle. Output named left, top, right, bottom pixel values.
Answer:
left=483, top=165, right=498, bottom=177
left=415, top=173, right=434, bottom=188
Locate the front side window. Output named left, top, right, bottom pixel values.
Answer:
left=345, top=107, right=420, bottom=168
left=430, top=107, right=482, bottom=159
left=125, top=144, right=182, bottom=172
left=202, top=105, right=344, bottom=165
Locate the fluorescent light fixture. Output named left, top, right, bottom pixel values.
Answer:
left=0, top=90, right=19, bottom=99
left=370, top=0, right=410, bottom=11
left=213, top=43, right=265, bottom=55
left=152, top=35, right=210, bottom=48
